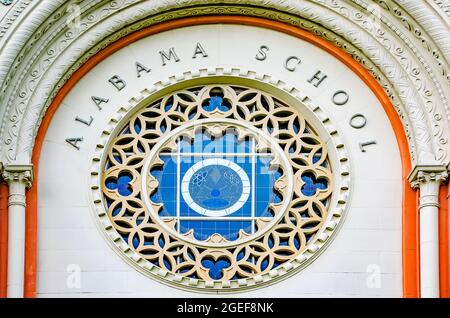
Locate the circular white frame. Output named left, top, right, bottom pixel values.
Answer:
left=141, top=117, right=295, bottom=248
left=181, top=158, right=251, bottom=217
left=90, top=70, right=351, bottom=292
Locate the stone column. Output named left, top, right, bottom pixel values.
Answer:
left=409, top=165, right=448, bottom=298
left=2, top=164, right=33, bottom=298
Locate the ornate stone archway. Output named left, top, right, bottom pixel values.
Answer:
left=0, top=0, right=448, bottom=298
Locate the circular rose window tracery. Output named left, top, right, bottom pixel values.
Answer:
left=95, top=79, right=348, bottom=291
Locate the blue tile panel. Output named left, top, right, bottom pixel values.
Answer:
left=150, top=133, right=282, bottom=242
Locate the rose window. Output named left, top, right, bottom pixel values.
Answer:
left=100, top=84, right=335, bottom=288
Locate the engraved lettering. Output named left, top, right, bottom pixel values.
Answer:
left=108, top=75, right=126, bottom=91
left=75, top=116, right=93, bottom=126
left=66, top=137, right=83, bottom=150
left=332, top=90, right=350, bottom=106
left=91, top=96, right=109, bottom=110
left=160, top=47, right=180, bottom=66
left=136, top=62, right=151, bottom=78
left=284, top=56, right=301, bottom=72
left=192, top=42, right=208, bottom=59
left=255, top=45, right=269, bottom=61
left=350, top=114, right=367, bottom=129
left=308, top=70, right=328, bottom=87
left=359, top=141, right=377, bottom=152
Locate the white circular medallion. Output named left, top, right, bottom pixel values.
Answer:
left=181, top=158, right=251, bottom=217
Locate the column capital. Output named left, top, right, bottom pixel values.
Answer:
left=1, top=164, right=34, bottom=189
left=408, top=165, right=448, bottom=190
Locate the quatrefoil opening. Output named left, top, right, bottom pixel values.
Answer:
left=105, top=172, right=133, bottom=196
left=201, top=257, right=232, bottom=280
left=301, top=173, right=328, bottom=196
left=202, top=88, right=232, bottom=112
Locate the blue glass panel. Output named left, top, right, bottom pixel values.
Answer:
left=294, top=237, right=300, bottom=249
left=261, top=258, right=269, bottom=271
left=160, top=124, right=167, bottom=133
left=201, top=257, right=231, bottom=280
left=112, top=204, right=122, bottom=217
left=163, top=258, right=172, bottom=271
left=292, top=118, right=301, bottom=133
left=202, top=96, right=231, bottom=112
left=105, top=173, right=132, bottom=196
left=105, top=180, right=117, bottom=190
left=121, top=126, right=131, bottom=134
left=301, top=173, right=327, bottom=196
left=279, top=240, right=288, bottom=246
left=150, top=128, right=288, bottom=242
left=132, top=235, right=139, bottom=248
left=268, top=236, right=274, bottom=248
left=150, top=156, right=177, bottom=216
left=179, top=132, right=253, bottom=154
left=179, top=220, right=252, bottom=241
left=134, top=119, right=142, bottom=134
left=255, top=156, right=279, bottom=217
left=312, top=155, right=321, bottom=164
left=113, top=155, right=122, bottom=164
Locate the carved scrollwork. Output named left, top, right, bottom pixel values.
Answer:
left=0, top=1, right=449, bottom=167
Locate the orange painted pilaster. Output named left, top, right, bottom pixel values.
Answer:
left=0, top=184, right=8, bottom=298
left=24, top=182, right=37, bottom=298
left=439, top=183, right=449, bottom=297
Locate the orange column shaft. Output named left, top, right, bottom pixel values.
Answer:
left=24, top=180, right=37, bottom=298
left=0, top=183, right=8, bottom=298
left=439, top=183, right=450, bottom=297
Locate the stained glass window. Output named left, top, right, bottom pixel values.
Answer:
left=100, top=84, right=337, bottom=287
left=149, top=131, right=280, bottom=241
